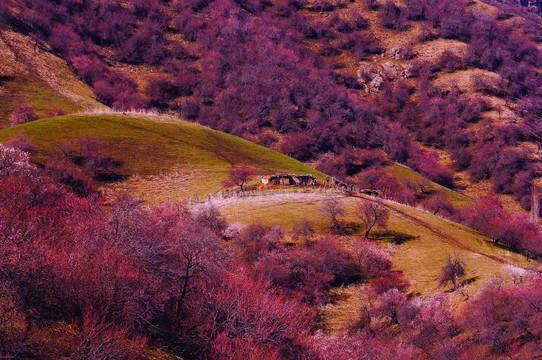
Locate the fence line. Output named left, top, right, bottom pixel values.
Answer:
left=188, top=184, right=441, bottom=217
left=188, top=186, right=352, bottom=206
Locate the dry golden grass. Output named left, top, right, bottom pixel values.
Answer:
left=319, top=284, right=370, bottom=333
left=414, top=38, right=468, bottom=62
left=217, top=191, right=536, bottom=295
left=433, top=68, right=501, bottom=93
left=0, top=31, right=28, bottom=77
left=216, top=190, right=538, bottom=332
left=355, top=1, right=421, bottom=53
left=113, top=63, right=166, bottom=95
left=0, top=30, right=103, bottom=109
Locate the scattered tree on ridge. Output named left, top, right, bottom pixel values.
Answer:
left=291, top=219, right=315, bottom=246
left=222, top=164, right=255, bottom=192
left=438, top=255, right=466, bottom=291
left=357, top=201, right=390, bottom=239
left=322, top=198, right=345, bottom=234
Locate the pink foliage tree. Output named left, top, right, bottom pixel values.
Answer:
left=222, top=165, right=255, bottom=191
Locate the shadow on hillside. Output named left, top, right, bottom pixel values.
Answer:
left=338, top=221, right=362, bottom=235
left=94, top=172, right=128, bottom=182
left=443, top=276, right=479, bottom=293
left=0, top=75, right=12, bottom=85
left=373, top=230, right=418, bottom=244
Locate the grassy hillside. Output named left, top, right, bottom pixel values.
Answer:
left=0, top=75, right=80, bottom=123
left=217, top=192, right=533, bottom=294
left=0, top=113, right=324, bottom=200
left=215, top=190, right=537, bottom=331
left=385, top=163, right=471, bottom=207
left=2, top=113, right=512, bottom=294
left=1, top=111, right=537, bottom=335
left=0, top=29, right=103, bottom=126
left=1, top=112, right=531, bottom=294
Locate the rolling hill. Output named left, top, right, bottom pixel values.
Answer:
left=0, top=113, right=535, bottom=302
left=2, top=0, right=542, bottom=357
left=0, top=112, right=323, bottom=201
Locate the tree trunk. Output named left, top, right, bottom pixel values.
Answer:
left=365, top=221, right=375, bottom=239
left=175, top=261, right=192, bottom=328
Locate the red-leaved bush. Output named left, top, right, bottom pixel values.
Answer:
left=458, top=195, right=542, bottom=256
left=9, top=103, right=38, bottom=126
left=3, top=144, right=542, bottom=358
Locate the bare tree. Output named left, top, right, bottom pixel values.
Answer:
left=424, top=192, right=455, bottom=217
left=357, top=201, right=389, bottom=239
left=438, top=255, right=466, bottom=291
left=352, top=238, right=391, bottom=275
left=322, top=198, right=345, bottom=234
left=193, top=203, right=227, bottom=236
left=77, top=137, right=119, bottom=179
left=291, top=219, right=315, bottom=246
left=57, top=137, right=120, bottom=179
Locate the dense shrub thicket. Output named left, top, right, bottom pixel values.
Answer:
left=1, top=0, right=541, bottom=206
left=2, top=144, right=542, bottom=358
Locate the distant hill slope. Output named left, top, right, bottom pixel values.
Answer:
left=0, top=29, right=105, bottom=126
left=0, top=112, right=323, bottom=200
left=0, top=112, right=471, bottom=205
left=385, top=162, right=471, bottom=207
left=2, top=0, right=541, bottom=214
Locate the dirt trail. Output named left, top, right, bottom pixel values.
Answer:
left=217, top=187, right=537, bottom=272
left=344, top=191, right=539, bottom=272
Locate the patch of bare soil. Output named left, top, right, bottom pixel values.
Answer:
left=0, top=34, right=28, bottom=77
left=456, top=174, right=527, bottom=214
left=357, top=2, right=422, bottom=54
left=113, top=63, right=165, bottom=94
left=433, top=68, right=501, bottom=93
left=414, top=38, right=468, bottom=62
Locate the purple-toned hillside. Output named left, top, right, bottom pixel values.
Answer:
left=2, top=0, right=542, bottom=358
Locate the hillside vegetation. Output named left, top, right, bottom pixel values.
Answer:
left=217, top=192, right=534, bottom=294
left=0, top=113, right=323, bottom=200
left=2, top=0, right=541, bottom=213
left=3, top=117, right=542, bottom=358
left=3, top=0, right=542, bottom=358
left=214, top=189, right=537, bottom=333
left=0, top=112, right=531, bottom=296
left=0, top=29, right=104, bottom=126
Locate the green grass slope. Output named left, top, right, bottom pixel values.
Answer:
left=386, top=163, right=471, bottom=207
left=0, top=113, right=324, bottom=200
left=2, top=112, right=531, bottom=290
left=0, top=75, right=81, bottom=124
left=0, top=29, right=104, bottom=126
left=0, top=111, right=535, bottom=332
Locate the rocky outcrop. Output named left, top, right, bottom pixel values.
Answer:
left=356, top=60, right=407, bottom=93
